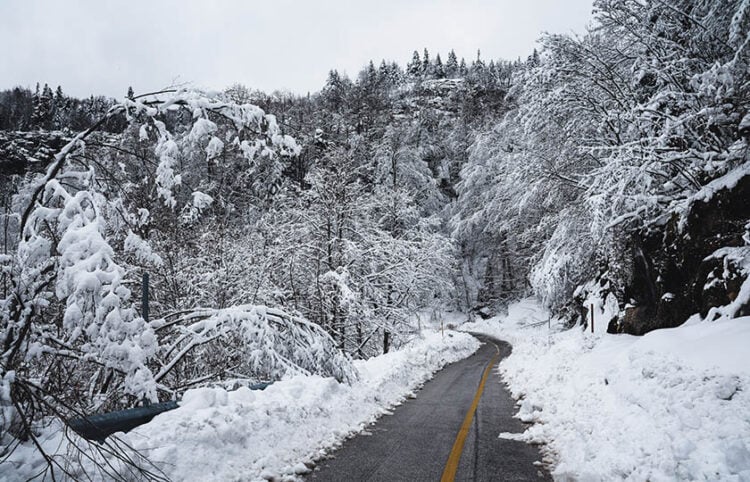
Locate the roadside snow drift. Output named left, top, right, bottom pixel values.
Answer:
left=465, top=299, right=750, bottom=481
left=2, top=330, right=479, bottom=482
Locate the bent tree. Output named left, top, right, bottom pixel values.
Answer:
left=0, top=90, right=354, bottom=479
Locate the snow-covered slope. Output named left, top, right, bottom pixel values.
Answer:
left=465, top=299, right=750, bottom=481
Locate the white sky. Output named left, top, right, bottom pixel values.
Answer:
left=0, top=0, right=594, bottom=98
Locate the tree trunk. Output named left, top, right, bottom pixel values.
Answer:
left=356, top=322, right=363, bottom=359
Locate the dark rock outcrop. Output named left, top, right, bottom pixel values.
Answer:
left=618, top=172, right=750, bottom=335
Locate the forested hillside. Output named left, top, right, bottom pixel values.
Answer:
left=454, top=0, right=750, bottom=333
left=1, top=0, right=749, bottom=477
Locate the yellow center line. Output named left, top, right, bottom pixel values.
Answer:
left=441, top=343, right=500, bottom=482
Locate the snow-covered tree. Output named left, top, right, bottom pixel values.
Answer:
left=434, top=53, right=445, bottom=79
left=0, top=89, right=356, bottom=479
left=407, top=50, right=422, bottom=77
left=446, top=49, right=459, bottom=77
left=453, top=0, right=750, bottom=317
left=422, top=48, right=431, bottom=76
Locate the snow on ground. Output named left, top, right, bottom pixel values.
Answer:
left=408, top=309, right=470, bottom=333
left=2, top=330, right=479, bottom=482
left=464, top=298, right=750, bottom=482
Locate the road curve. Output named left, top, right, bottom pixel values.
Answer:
left=308, top=334, right=551, bottom=481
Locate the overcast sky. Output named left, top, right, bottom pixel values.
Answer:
left=0, top=0, right=594, bottom=99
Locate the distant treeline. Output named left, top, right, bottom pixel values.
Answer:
left=0, top=83, right=127, bottom=132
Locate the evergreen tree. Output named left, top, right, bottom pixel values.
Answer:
left=31, top=83, right=54, bottom=129
left=407, top=50, right=422, bottom=77
left=365, top=60, right=378, bottom=85
left=459, top=58, right=468, bottom=76
left=378, top=60, right=390, bottom=84
left=422, top=48, right=431, bottom=76
left=0, top=87, right=33, bottom=130
left=322, top=69, right=350, bottom=114
left=386, top=61, right=403, bottom=86
left=470, top=50, right=486, bottom=82
left=434, top=53, right=445, bottom=78
left=446, top=50, right=459, bottom=77
left=30, top=83, right=41, bottom=128
left=52, top=85, right=67, bottom=130
left=42, top=84, right=53, bottom=103
left=487, top=60, right=497, bottom=85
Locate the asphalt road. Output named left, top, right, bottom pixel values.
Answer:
left=308, top=334, right=551, bottom=481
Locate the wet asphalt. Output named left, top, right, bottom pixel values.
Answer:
left=308, top=334, right=551, bottom=481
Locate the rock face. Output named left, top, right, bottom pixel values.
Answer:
left=618, top=173, right=750, bottom=335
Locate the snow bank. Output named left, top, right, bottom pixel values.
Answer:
left=2, top=330, right=478, bottom=481
left=127, top=330, right=478, bottom=481
left=464, top=299, right=750, bottom=481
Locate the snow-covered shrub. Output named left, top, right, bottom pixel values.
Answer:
left=151, top=305, right=357, bottom=390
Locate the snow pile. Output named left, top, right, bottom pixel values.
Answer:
left=2, top=330, right=478, bottom=481
left=464, top=299, right=750, bottom=481
left=123, top=330, right=478, bottom=481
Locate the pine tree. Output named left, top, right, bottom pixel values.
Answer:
left=30, top=83, right=41, bottom=128
left=127, top=86, right=135, bottom=99
left=470, top=50, right=486, bottom=82
left=378, top=60, right=390, bottom=84
left=52, top=85, right=66, bottom=130
left=41, top=84, right=53, bottom=129
left=487, top=60, right=497, bottom=85
left=387, top=61, right=403, bottom=85
left=459, top=58, right=468, bottom=76
left=407, top=50, right=422, bottom=77
left=31, top=83, right=53, bottom=129
left=434, top=53, right=445, bottom=78
left=422, top=48, right=431, bottom=76
left=446, top=50, right=459, bottom=77
left=322, top=69, right=351, bottom=114
left=366, top=60, right=378, bottom=85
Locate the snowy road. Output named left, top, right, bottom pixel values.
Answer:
left=308, top=334, right=550, bottom=481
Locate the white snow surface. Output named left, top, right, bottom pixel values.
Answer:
left=3, top=330, right=478, bottom=482
left=464, top=298, right=750, bottom=482
left=121, top=330, right=478, bottom=481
